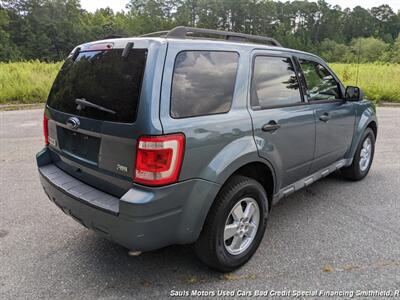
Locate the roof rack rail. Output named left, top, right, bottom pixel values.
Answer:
left=139, top=30, right=170, bottom=37
left=139, top=26, right=282, bottom=47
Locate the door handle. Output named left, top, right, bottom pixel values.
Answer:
left=319, top=113, right=331, bottom=122
left=262, top=121, right=281, bottom=132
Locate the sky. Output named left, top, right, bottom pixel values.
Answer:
left=80, top=0, right=400, bottom=13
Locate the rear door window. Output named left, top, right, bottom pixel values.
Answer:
left=251, top=56, right=302, bottom=109
left=47, top=49, right=147, bottom=123
left=170, top=51, right=239, bottom=118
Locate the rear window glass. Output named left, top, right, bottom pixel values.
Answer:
left=171, top=51, right=239, bottom=118
left=47, top=49, right=147, bottom=123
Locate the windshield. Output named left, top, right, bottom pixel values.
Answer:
left=47, top=48, right=147, bottom=123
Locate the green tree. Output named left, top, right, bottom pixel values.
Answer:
left=318, top=39, right=351, bottom=62
left=314, top=1, right=345, bottom=43
left=0, top=0, right=399, bottom=62
left=342, top=6, right=376, bottom=42
left=388, top=34, right=400, bottom=63
left=350, top=37, right=388, bottom=62
left=0, top=8, right=20, bottom=60
left=371, top=5, right=400, bottom=42
left=2, top=0, right=86, bottom=60
left=126, top=0, right=176, bottom=34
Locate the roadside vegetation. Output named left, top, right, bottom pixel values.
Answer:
left=0, top=61, right=62, bottom=104
left=0, top=1, right=399, bottom=104
left=330, top=63, right=400, bottom=102
left=1, top=1, right=400, bottom=62
left=0, top=61, right=399, bottom=104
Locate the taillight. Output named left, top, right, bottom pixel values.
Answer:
left=134, top=134, right=185, bottom=186
left=43, top=114, right=49, bottom=145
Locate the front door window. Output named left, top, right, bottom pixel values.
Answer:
left=299, top=60, right=341, bottom=101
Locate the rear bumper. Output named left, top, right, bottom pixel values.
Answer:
left=37, top=148, right=220, bottom=251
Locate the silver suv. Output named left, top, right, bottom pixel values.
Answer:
left=37, top=27, right=377, bottom=272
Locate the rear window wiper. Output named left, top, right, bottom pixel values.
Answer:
left=75, top=98, right=116, bottom=115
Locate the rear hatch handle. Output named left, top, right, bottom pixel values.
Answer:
left=75, top=98, right=116, bottom=115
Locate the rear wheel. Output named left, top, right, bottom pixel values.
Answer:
left=341, top=128, right=375, bottom=180
left=194, top=175, right=268, bottom=272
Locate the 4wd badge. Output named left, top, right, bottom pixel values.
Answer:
left=116, top=164, right=128, bottom=173
left=48, top=136, right=57, bottom=147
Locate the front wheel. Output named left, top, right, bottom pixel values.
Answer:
left=341, top=128, right=375, bottom=181
left=194, top=175, right=268, bottom=272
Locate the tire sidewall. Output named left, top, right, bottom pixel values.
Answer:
left=213, top=179, right=268, bottom=270
left=354, top=128, right=375, bottom=178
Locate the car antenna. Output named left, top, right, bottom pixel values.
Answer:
left=355, top=38, right=361, bottom=86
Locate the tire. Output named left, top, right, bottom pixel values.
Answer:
left=341, top=127, right=375, bottom=181
left=194, top=175, right=268, bottom=272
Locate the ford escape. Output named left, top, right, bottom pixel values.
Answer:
left=37, top=27, right=378, bottom=272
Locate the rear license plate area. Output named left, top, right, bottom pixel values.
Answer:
left=58, top=127, right=100, bottom=163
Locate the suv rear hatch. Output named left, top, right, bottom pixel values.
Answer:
left=44, top=39, right=164, bottom=197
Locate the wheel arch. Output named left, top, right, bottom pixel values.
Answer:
left=225, top=162, right=275, bottom=212
left=212, top=159, right=276, bottom=214
left=191, top=159, right=276, bottom=248
left=348, top=105, right=378, bottom=159
left=367, top=120, right=377, bottom=139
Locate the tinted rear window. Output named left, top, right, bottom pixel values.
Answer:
left=47, top=49, right=147, bottom=123
left=171, top=51, right=239, bottom=118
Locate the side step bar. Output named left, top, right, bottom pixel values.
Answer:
left=272, top=158, right=351, bottom=204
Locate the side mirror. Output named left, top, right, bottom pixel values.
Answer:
left=345, top=86, right=364, bottom=101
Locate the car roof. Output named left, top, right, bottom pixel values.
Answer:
left=78, top=36, right=323, bottom=63
left=164, top=37, right=322, bottom=61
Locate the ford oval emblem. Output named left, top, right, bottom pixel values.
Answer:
left=66, top=117, right=80, bottom=130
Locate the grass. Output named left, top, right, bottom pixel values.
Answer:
left=0, top=61, right=62, bottom=104
left=330, top=63, right=400, bottom=102
left=0, top=61, right=399, bottom=104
